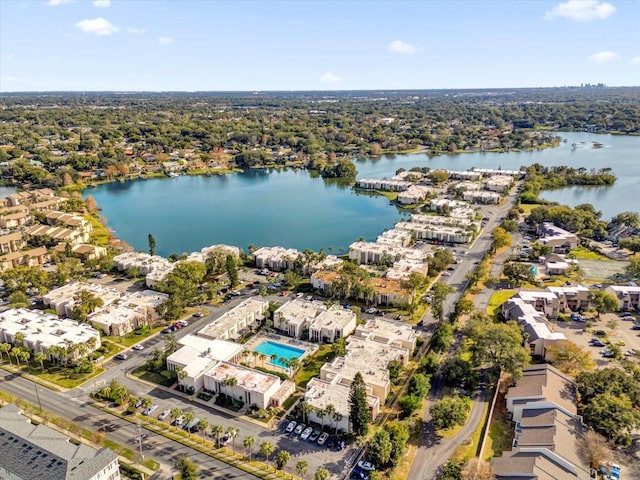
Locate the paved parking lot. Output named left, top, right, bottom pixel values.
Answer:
left=552, top=313, right=640, bottom=366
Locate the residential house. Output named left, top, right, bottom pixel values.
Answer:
left=0, top=232, right=24, bottom=254
left=0, top=247, right=49, bottom=271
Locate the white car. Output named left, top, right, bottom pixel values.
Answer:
left=357, top=461, right=376, bottom=472
left=300, top=426, right=313, bottom=440
left=132, top=344, right=144, bottom=351
left=158, top=409, right=170, bottom=421
left=442, top=272, right=451, bottom=277
left=285, top=421, right=297, bottom=433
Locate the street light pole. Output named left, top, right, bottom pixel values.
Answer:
left=33, top=380, right=42, bottom=412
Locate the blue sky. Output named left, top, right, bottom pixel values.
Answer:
left=1, top=0, right=639, bottom=91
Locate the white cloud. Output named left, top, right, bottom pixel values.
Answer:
left=320, top=72, right=341, bottom=83
left=126, top=27, right=146, bottom=35
left=92, top=0, right=111, bottom=7
left=588, top=50, right=621, bottom=63
left=76, top=17, right=119, bottom=36
left=545, top=0, right=615, bottom=21
left=47, top=0, right=75, bottom=5
left=630, top=56, right=640, bottom=66
left=388, top=39, right=417, bottom=55
left=158, top=36, right=174, bottom=45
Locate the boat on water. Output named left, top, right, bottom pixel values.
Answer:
left=167, top=172, right=180, bottom=178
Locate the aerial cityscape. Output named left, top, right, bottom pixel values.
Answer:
left=0, top=1, right=639, bottom=480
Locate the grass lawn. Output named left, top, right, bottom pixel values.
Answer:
left=104, top=325, right=165, bottom=347
left=16, top=363, right=106, bottom=389
left=375, top=190, right=398, bottom=201
left=294, top=344, right=333, bottom=388
left=86, top=215, right=110, bottom=246
left=518, top=203, right=542, bottom=215
left=484, top=405, right=514, bottom=460
left=571, top=246, right=608, bottom=261
left=486, top=290, right=516, bottom=318
left=132, top=367, right=176, bottom=387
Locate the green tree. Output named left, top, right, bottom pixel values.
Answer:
left=398, top=395, right=422, bottom=417
left=0, top=343, right=12, bottom=362
left=545, top=340, right=595, bottom=376
left=430, top=282, right=454, bottom=321
left=349, top=371, right=371, bottom=437
left=367, top=429, right=393, bottom=468
left=502, top=262, right=535, bottom=287
left=169, top=407, right=183, bottom=427
left=197, top=418, right=209, bottom=441
left=148, top=233, right=157, bottom=256
left=464, top=314, right=530, bottom=380
left=260, top=441, right=275, bottom=470
left=296, top=460, right=309, bottom=479
left=581, top=392, right=640, bottom=442
left=628, top=256, right=640, bottom=277
left=409, top=373, right=431, bottom=398
left=588, top=291, right=619, bottom=317
left=314, top=468, right=329, bottom=480
left=385, top=421, right=410, bottom=468
left=611, top=211, right=640, bottom=228
left=491, top=226, right=511, bottom=253
left=71, top=289, right=104, bottom=322
left=226, top=254, right=238, bottom=288
left=175, top=456, right=199, bottom=480
left=243, top=435, right=255, bottom=461
left=212, top=424, right=225, bottom=447
left=276, top=450, right=291, bottom=471
left=331, top=337, right=346, bottom=357
left=430, top=396, right=470, bottom=430
left=35, top=352, right=47, bottom=371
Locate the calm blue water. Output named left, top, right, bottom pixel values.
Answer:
left=86, top=169, right=408, bottom=257
left=85, top=132, right=640, bottom=255
left=253, top=341, right=304, bottom=367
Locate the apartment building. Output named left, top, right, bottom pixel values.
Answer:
left=113, top=252, right=174, bottom=276
left=395, top=221, right=474, bottom=244
left=43, top=282, right=122, bottom=317
left=536, top=222, right=579, bottom=252
left=462, top=190, right=501, bottom=204
left=0, top=246, right=49, bottom=271
left=353, top=318, right=417, bottom=352
left=0, top=308, right=101, bottom=360
left=376, top=228, right=413, bottom=248
left=309, top=306, right=357, bottom=343
left=25, top=224, right=90, bottom=246
left=0, top=232, right=24, bottom=254
left=197, top=297, right=269, bottom=340
left=0, top=404, right=121, bottom=480
left=483, top=175, right=513, bottom=192
left=355, top=178, right=412, bottom=191
left=606, top=285, right=640, bottom=311
left=397, top=185, right=432, bottom=205
left=253, top=246, right=301, bottom=271
left=87, top=290, right=168, bottom=336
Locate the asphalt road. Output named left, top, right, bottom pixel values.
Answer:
left=409, top=183, right=522, bottom=480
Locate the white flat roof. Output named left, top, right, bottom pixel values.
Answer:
left=205, top=361, right=280, bottom=394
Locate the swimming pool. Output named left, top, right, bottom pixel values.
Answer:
left=253, top=341, right=305, bottom=368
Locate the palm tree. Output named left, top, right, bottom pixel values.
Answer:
left=324, top=404, right=336, bottom=432
left=34, top=352, right=47, bottom=372
left=276, top=450, right=291, bottom=473
left=317, top=408, right=326, bottom=429
left=169, top=407, right=183, bottom=428
left=197, top=419, right=209, bottom=442
left=0, top=342, right=12, bottom=362
left=227, top=426, right=239, bottom=453
left=164, top=334, right=179, bottom=355
left=243, top=435, right=255, bottom=461
left=314, top=467, right=329, bottom=480
left=299, top=400, right=314, bottom=424
left=19, top=350, right=31, bottom=367
left=212, top=424, right=225, bottom=448
left=288, top=357, right=300, bottom=372
left=14, top=332, right=24, bottom=346
left=11, top=347, right=22, bottom=366
left=175, top=366, right=187, bottom=385
left=141, top=396, right=153, bottom=412
left=296, top=460, right=309, bottom=479
left=183, top=411, right=194, bottom=436
left=258, top=353, right=267, bottom=366
left=260, top=441, right=275, bottom=471
left=332, top=412, right=343, bottom=435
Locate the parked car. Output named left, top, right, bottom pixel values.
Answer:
left=590, top=339, right=606, bottom=347
left=300, top=427, right=313, bottom=440
left=350, top=471, right=369, bottom=480
left=357, top=461, right=376, bottom=472
left=158, top=409, right=170, bottom=421
left=365, top=308, right=377, bottom=314
left=632, top=324, right=640, bottom=330
left=294, top=423, right=305, bottom=435
left=442, top=272, right=451, bottom=277
left=193, top=312, right=205, bottom=318
left=115, top=353, right=128, bottom=360
left=218, top=434, right=232, bottom=446
left=295, top=293, right=304, bottom=298
left=173, top=415, right=185, bottom=426
left=132, top=344, right=144, bottom=351
left=309, top=430, right=321, bottom=442
left=317, top=432, right=329, bottom=445
left=177, top=320, right=189, bottom=327
left=285, top=421, right=297, bottom=433
left=135, top=399, right=143, bottom=408
left=143, top=404, right=158, bottom=416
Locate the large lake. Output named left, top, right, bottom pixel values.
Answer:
left=86, top=132, right=639, bottom=256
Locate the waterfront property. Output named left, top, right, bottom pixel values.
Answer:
left=310, top=270, right=414, bottom=306
left=197, top=297, right=269, bottom=340
left=0, top=403, right=121, bottom=480
left=253, top=246, right=301, bottom=271
left=0, top=308, right=101, bottom=360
